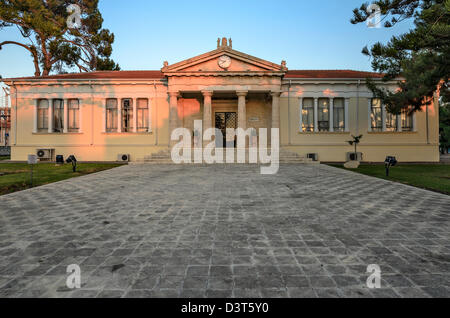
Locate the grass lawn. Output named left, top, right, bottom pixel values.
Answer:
left=0, top=162, right=123, bottom=196
left=330, top=164, right=450, bottom=195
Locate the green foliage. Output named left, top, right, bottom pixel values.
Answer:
left=331, top=164, right=450, bottom=194
left=440, top=102, right=450, bottom=152
left=0, top=162, right=122, bottom=195
left=0, top=0, right=120, bottom=76
left=351, top=0, right=450, bottom=114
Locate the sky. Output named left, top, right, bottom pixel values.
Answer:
left=0, top=0, right=413, bottom=80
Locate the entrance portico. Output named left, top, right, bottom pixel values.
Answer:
left=162, top=38, right=286, bottom=147
left=167, top=89, right=281, bottom=147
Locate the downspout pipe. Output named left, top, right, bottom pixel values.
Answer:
left=154, top=80, right=158, bottom=146
left=90, top=80, right=94, bottom=146
left=12, top=80, right=17, bottom=146
left=356, top=80, right=360, bottom=135
left=288, top=80, right=291, bottom=145
left=426, top=102, right=429, bottom=145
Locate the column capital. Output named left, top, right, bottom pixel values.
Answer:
left=270, top=91, right=282, bottom=97
left=201, top=90, right=214, bottom=97
left=236, top=90, right=248, bottom=97
left=168, top=91, right=180, bottom=98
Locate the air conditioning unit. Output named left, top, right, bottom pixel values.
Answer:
left=118, top=154, right=130, bottom=162
left=307, top=153, right=319, bottom=161
left=36, top=149, right=53, bottom=160
left=347, top=152, right=363, bottom=161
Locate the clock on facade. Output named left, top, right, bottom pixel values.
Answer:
left=218, top=55, right=231, bottom=69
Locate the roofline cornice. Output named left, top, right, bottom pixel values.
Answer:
left=3, top=78, right=168, bottom=86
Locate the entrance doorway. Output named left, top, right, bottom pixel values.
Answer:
left=215, top=112, right=237, bottom=148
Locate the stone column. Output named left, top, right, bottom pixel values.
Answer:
left=397, top=114, right=402, bottom=132
left=102, top=100, right=107, bottom=133
left=148, top=98, right=153, bottom=133
left=78, top=99, right=83, bottom=133
left=237, top=91, right=248, bottom=131
left=117, top=99, right=122, bottom=133
left=299, top=97, right=304, bottom=132
left=202, top=91, right=213, bottom=132
left=271, top=92, right=281, bottom=129
left=63, top=99, right=69, bottom=133
left=169, top=91, right=180, bottom=146
left=314, top=97, right=319, bottom=132
left=368, top=99, right=372, bottom=132
left=33, top=99, right=38, bottom=133
left=329, top=97, right=334, bottom=132
left=48, top=100, right=53, bottom=133
left=345, top=98, right=350, bottom=132
left=382, top=103, right=387, bottom=132
left=133, top=98, right=138, bottom=133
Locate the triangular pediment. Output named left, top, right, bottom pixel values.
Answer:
left=162, top=46, right=286, bottom=75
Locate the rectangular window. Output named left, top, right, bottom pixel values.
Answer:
left=318, top=98, right=329, bottom=132
left=137, top=98, right=149, bottom=132
left=106, top=98, right=118, bottom=132
left=37, top=99, right=49, bottom=131
left=122, top=99, right=133, bottom=132
left=333, top=98, right=345, bottom=132
left=371, top=98, right=383, bottom=131
left=302, top=98, right=314, bottom=132
left=68, top=99, right=80, bottom=132
left=401, top=107, right=413, bottom=131
left=385, top=112, right=397, bottom=132
left=53, top=99, right=64, bottom=133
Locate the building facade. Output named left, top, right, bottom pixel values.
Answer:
left=4, top=39, right=440, bottom=163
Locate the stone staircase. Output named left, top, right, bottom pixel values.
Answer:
left=134, top=149, right=320, bottom=165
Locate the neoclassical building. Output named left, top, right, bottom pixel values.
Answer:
left=3, top=38, right=440, bottom=162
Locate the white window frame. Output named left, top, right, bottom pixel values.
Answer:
left=300, top=97, right=348, bottom=133
left=369, top=98, right=416, bottom=132
left=34, top=98, right=81, bottom=134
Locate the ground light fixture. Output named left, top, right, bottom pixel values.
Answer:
left=66, top=155, right=78, bottom=172
left=385, top=156, right=398, bottom=177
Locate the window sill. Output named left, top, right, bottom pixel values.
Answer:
left=33, top=132, right=83, bottom=135
left=368, top=131, right=417, bottom=134
left=299, top=131, right=350, bottom=135
left=102, top=132, right=153, bottom=135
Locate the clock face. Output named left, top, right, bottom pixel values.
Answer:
left=218, top=55, right=231, bottom=69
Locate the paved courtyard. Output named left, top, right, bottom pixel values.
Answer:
left=0, top=164, right=449, bottom=298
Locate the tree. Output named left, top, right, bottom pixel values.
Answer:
left=0, top=0, right=120, bottom=76
left=440, top=101, right=450, bottom=153
left=347, top=135, right=363, bottom=160
left=351, top=0, right=450, bottom=115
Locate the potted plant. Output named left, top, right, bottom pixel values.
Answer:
left=347, top=135, right=363, bottom=160
left=345, top=135, right=363, bottom=169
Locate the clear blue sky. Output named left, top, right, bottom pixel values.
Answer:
left=0, top=0, right=413, bottom=79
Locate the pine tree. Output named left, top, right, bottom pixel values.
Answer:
left=440, top=102, right=450, bottom=153
left=0, top=0, right=120, bottom=76
left=351, top=0, right=449, bottom=114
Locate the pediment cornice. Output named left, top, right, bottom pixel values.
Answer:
left=162, top=46, right=287, bottom=76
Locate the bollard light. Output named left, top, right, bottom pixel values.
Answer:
left=66, top=155, right=78, bottom=172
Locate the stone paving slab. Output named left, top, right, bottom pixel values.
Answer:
left=0, top=164, right=449, bottom=298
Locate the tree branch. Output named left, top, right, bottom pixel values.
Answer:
left=0, top=41, right=41, bottom=76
